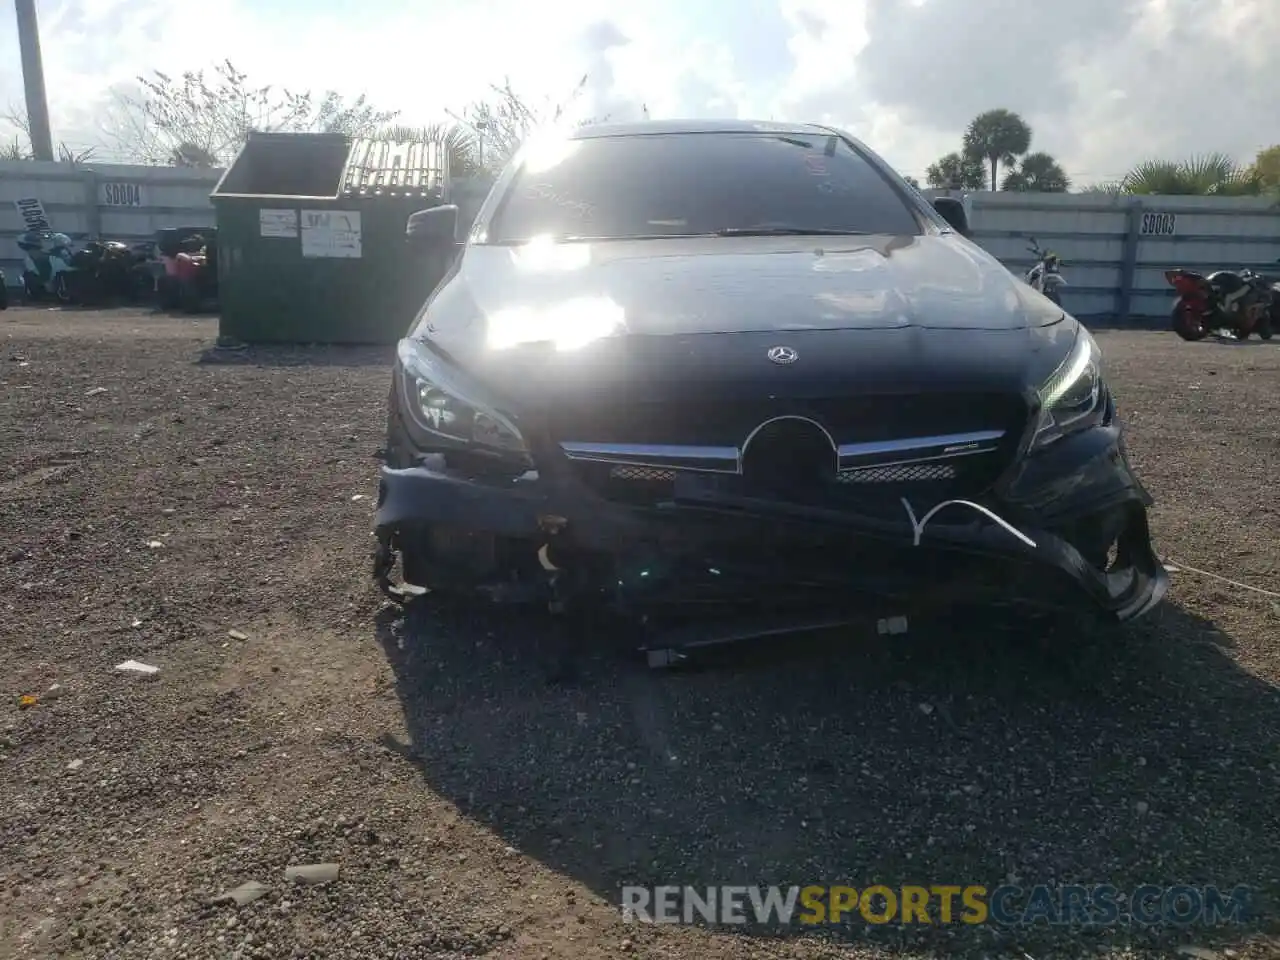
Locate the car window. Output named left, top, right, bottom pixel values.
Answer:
left=486, top=132, right=923, bottom=242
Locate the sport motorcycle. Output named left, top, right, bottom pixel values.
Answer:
left=1166, top=262, right=1277, bottom=342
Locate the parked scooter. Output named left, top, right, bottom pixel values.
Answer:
left=17, top=230, right=76, bottom=303
left=1024, top=237, right=1067, bottom=305
left=1165, top=261, right=1277, bottom=342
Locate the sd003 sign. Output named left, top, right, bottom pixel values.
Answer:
left=101, top=182, right=144, bottom=207
left=1139, top=211, right=1177, bottom=236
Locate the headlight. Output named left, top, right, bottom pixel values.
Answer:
left=1031, top=327, right=1105, bottom=448
left=396, top=338, right=529, bottom=458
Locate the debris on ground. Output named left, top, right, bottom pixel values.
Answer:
left=212, top=880, right=270, bottom=907
left=114, top=660, right=159, bottom=675
left=284, top=863, right=340, bottom=885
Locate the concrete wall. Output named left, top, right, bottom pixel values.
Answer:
left=5, top=158, right=1278, bottom=324
left=926, top=189, right=1280, bottom=322
left=1, top=159, right=221, bottom=285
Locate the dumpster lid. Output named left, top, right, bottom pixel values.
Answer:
left=341, top=139, right=448, bottom=198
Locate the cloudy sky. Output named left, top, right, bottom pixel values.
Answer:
left=1, top=0, right=1277, bottom=185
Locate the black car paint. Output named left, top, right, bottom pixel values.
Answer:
left=411, top=234, right=1072, bottom=410
left=374, top=121, right=1168, bottom=630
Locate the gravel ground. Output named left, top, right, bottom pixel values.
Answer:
left=1, top=307, right=1278, bottom=960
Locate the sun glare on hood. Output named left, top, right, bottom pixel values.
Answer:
left=486, top=296, right=627, bottom=351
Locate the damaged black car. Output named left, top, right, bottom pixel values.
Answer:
left=374, top=120, right=1168, bottom=649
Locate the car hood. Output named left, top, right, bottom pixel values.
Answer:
left=413, top=234, right=1073, bottom=406
left=418, top=233, right=1059, bottom=342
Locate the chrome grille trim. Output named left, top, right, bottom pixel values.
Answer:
left=835, top=429, right=1005, bottom=470
left=560, top=429, right=1005, bottom=475
left=558, top=442, right=739, bottom=474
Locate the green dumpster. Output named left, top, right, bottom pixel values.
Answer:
left=210, top=132, right=451, bottom=344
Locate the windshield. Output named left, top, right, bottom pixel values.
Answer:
left=486, top=131, right=923, bottom=243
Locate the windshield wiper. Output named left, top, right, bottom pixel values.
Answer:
left=713, top=225, right=869, bottom=237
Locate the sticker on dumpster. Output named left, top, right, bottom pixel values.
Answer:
left=301, top=210, right=362, bottom=258
left=260, top=208, right=299, bottom=238
left=14, top=197, right=50, bottom=232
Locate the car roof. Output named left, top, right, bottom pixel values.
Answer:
left=569, top=119, right=836, bottom=139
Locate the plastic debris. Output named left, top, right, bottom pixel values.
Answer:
left=285, top=863, right=340, bottom=885
left=213, top=880, right=270, bottom=907
left=84, top=387, right=108, bottom=397
left=115, top=660, right=159, bottom=675
left=18, top=694, right=38, bottom=709
left=66, top=759, right=83, bottom=771
left=147, top=540, right=164, bottom=549
left=227, top=630, right=249, bottom=641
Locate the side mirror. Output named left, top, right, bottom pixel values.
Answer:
left=931, top=197, right=971, bottom=238
left=407, top=205, right=459, bottom=250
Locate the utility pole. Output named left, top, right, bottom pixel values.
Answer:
left=15, top=0, right=55, bottom=160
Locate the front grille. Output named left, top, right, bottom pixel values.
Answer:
left=548, top=392, right=1027, bottom=448
left=561, top=392, right=1029, bottom=509
left=837, top=463, right=957, bottom=484
left=610, top=465, right=677, bottom=482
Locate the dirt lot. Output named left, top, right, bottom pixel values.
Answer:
left=1, top=307, right=1278, bottom=960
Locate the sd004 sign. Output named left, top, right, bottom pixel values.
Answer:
left=101, top=182, right=144, bottom=207
left=1139, top=211, right=1177, bottom=236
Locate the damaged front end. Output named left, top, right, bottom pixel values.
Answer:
left=373, top=330, right=1169, bottom=637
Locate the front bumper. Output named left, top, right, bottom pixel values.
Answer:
left=373, top=422, right=1168, bottom=624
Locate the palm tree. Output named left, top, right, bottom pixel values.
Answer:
left=1120, top=153, right=1261, bottom=195
left=925, top=152, right=986, bottom=190
left=1250, top=144, right=1280, bottom=192
left=962, top=109, right=1032, bottom=192
left=1001, top=151, right=1070, bottom=192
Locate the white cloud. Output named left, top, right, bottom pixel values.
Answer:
left=0, top=0, right=1275, bottom=185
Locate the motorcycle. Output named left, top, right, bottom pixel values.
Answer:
left=1024, top=237, right=1067, bottom=305
left=1166, top=261, right=1277, bottom=342
left=67, top=240, right=157, bottom=304
left=17, top=230, right=76, bottom=303
left=155, top=226, right=218, bottom=313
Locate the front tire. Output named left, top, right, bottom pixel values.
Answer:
left=1257, top=312, right=1273, bottom=340
left=1172, top=302, right=1210, bottom=341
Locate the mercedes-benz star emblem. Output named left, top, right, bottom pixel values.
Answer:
left=767, top=345, right=798, bottom=365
